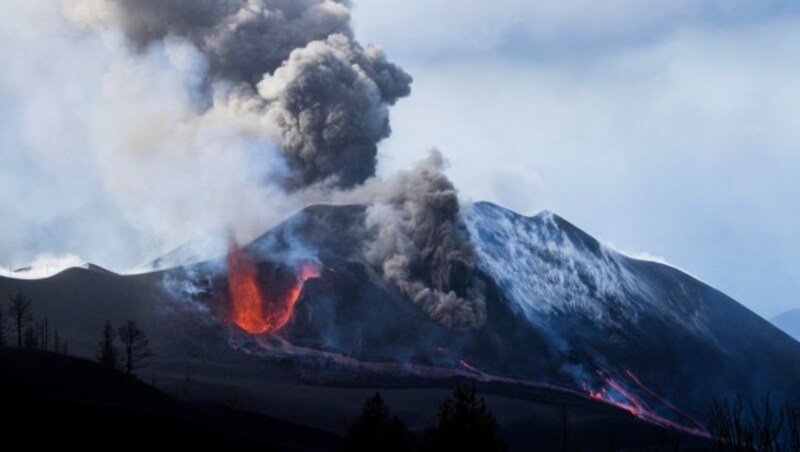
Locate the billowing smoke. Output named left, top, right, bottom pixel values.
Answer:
left=259, top=33, right=412, bottom=187
left=66, top=0, right=412, bottom=188
left=1, top=0, right=484, bottom=329
left=71, top=0, right=352, bottom=84
left=362, top=152, right=487, bottom=330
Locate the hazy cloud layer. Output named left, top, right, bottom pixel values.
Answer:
left=353, top=0, right=799, bottom=60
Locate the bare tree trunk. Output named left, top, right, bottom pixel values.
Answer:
left=53, top=328, right=60, bottom=353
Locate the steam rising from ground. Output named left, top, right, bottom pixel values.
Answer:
left=0, top=0, right=485, bottom=328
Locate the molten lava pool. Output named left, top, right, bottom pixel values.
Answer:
left=226, top=242, right=321, bottom=334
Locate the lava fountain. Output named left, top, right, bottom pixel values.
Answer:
left=226, top=240, right=321, bottom=335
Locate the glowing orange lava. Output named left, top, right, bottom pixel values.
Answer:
left=227, top=241, right=321, bottom=335
left=227, top=241, right=269, bottom=334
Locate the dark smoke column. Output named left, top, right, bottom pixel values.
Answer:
left=259, top=34, right=412, bottom=188
left=364, top=152, right=488, bottom=330
left=103, top=0, right=412, bottom=188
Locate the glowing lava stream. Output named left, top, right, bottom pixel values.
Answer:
left=583, top=370, right=709, bottom=437
left=246, top=338, right=710, bottom=438
left=436, top=351, right=707, bottom=437
left=226, top=241, right=321, bottom=335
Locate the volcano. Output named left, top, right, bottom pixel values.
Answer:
left=2, top=202, right=799, bottom=450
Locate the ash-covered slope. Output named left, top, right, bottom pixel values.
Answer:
left=465, top=202, right=800, bottom=412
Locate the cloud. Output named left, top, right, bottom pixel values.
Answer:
left=0, top=254, right=86, bottom=280
left=352, top=0, right=798, bottom=60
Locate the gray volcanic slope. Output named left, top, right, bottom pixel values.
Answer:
left=1, top=202, right=798, bottom=449
left=465, top=202, right=800, bottom=413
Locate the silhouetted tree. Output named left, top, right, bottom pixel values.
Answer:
left=96, top=321, right=118, bottom=370
left=36, top=317, right=49, bottom=350
left=117, top=320, right=153, bottom=375
left=344, top=392, right=413, bottom=452
left=709, top=394, right=799, bottom=451
left=52, top=327, right=60, bottom=353
left=788, top=408, right=800, bottom=452
left=0, top=307, right=6, bottom=347
left=182, top=361, right=195, bottom=399
left=752, top=395, right=784, bottom=451
left=420, top=386, right=507, bottom=452
left=23, top=325, right=38, bottom=350
left=559, top=405, right=587, bottom=452
left=648, top=430, right=681, bottom=452
left=8, top=289, right=33, bottom=348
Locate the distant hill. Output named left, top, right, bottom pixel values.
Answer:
left=772, top=308, right=800, bottom=341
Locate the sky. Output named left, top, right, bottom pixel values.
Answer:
left=351, top=0, right=800, bottom=319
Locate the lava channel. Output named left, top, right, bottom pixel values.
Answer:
left=227, top=240, right=321, bottom=335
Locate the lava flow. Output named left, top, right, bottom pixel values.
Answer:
left=226, top=240, right=321, bottom=335
left=583, top=370, right=709, bottom=437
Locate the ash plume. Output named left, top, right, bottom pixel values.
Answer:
left=67, top=0, right=412, bottom=188
left=258, top=33, right=412, bottom=188
left=1, top=0, right=485, bottom=329
left=74, top=0, right=352, bottom=85
left=362, top=152, right=487, bottom=329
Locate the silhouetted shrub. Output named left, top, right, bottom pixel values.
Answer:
left=23, top=325, right=38, bottom=350
left=0, top=307, right=6, bottom=347
left=344, top=392, right=413, bottom=452
left=96, top=321, right=118, bottom=370
left=419, top=386, right=507, bottom=452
